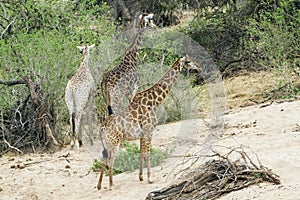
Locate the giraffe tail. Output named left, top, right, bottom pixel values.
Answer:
left=71, top=112, right=76, bottom=136
left=107, top=105, right=113, bottom=115
left=101, top=80, right=114, bottom=115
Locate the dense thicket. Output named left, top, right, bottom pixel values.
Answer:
left=185, top=0, right=299, bottom=76
left=0, top=0, right=116, bottom=153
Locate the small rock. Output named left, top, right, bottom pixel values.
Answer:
left=65, top=165, right=71, bottom=169
left=17, top=163, right=26, bottom=169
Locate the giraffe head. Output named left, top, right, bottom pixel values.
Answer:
left=77, top=43, right=95, bottom=55
left=179, top=55, right=205, bottom=84
left=179, top=55, right=202, bottom=72
left=138, top=13, right=156, bottom=28
left=76, top=43, right=95, bottom=64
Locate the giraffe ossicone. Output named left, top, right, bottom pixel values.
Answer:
left=77, top=43, right=95, bottom=53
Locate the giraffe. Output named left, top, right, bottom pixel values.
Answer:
left=65, top=43, right=95, bottom=149
left=101, top=13, right=156, bottom=116
left=97, top=55, right=202, bottom=190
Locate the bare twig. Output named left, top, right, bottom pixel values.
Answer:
left=1, top=19, right=14, bottom=39
left=3, top=139, right=23, bottom=154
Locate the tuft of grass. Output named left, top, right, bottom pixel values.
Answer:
left=92, top=141, right=170, bottom=174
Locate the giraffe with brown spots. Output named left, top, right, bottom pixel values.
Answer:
left=97, top=55, right=202, bottom=190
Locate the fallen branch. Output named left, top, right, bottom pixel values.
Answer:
left=146, top=147, right=280, bottom=200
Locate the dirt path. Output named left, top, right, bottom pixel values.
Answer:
left=1, top=100, right=300, bottom=200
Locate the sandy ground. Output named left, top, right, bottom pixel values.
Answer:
left=1, top=100, right=300, bottom=200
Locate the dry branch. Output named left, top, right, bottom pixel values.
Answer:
left=146, top=147, right=280, bottom=200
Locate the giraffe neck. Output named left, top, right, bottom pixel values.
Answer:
left=134, top=58, right=182, bottom=106
left=79, top=49, right=90, bottom=69
left=120, top=22, right=145, bottom=68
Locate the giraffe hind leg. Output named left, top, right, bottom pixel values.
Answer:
left=109, top=165, right=114, bottom=190
left=87, top=95, right=94, bottom=145
left=70, top=112, right=76, bottom=148
left=97, top=162, right=106, bottom=190
left=78, top=114, right=84, bottom=148
left=71, top=112, right=76, bottom=134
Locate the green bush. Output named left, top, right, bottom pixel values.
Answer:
left=245, top=0, right=300, bottom=98
left=92, top=141, right=170, bottom=174
left=182, top=0, right=299, bottom=74
left=181, top=0, right=299, bottom=99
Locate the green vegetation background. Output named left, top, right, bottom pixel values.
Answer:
left=0, top=0, right=299, bottom=149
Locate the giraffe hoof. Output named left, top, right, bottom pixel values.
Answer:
left=139, top=175, right=144, bottom=181
left=97, top=185, right=101, bottom=190
left=148, top=180, right=154, bottom=184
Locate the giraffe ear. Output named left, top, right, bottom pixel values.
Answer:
left=146, top=13, right=154, bottom=20
left=145, top=13, right=156, bottom=28
left=88, top=44, right=95, bottom=50
left=77, top=46, right=85, bottom=53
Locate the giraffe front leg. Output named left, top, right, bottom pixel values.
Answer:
left=140, top=137, right=153, bottom=183
left=139, top=138, right=144, bottom=181
left=145, top=137, right=153, bottom=184
left=97, top=163, right=106, bottom=190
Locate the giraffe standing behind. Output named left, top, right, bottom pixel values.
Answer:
left=101, top=13, right=156, bottom=115
left=97, top=55, right=202, bottom=190
left=65, top=43, right=95, bottom=149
